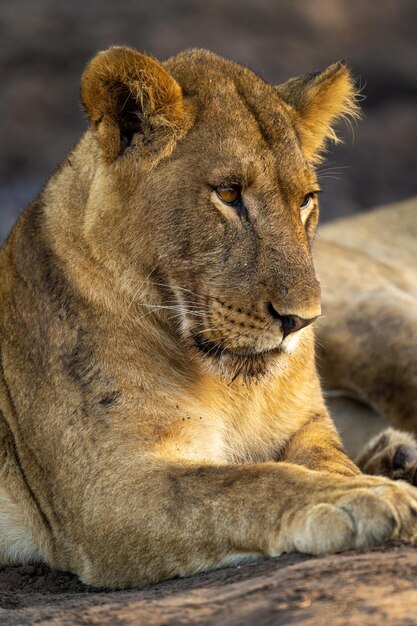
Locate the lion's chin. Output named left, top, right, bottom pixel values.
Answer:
left=190, top=333, right=287, bottom=383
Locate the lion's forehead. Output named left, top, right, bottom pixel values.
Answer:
left=165, top=48, right=296, bottom=139
left=165, top=50, right=306, bottom=188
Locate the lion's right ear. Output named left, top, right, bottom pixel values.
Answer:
left=81, top=46, right=192, bottom=162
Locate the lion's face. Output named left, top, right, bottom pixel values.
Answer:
left=139, top=68, right=321, bottom=377
left=81, top=48, right=357, bottom=379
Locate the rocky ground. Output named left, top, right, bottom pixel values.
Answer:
left=2, top=545, right=417, bottom=625
left=1, top=1, right=417, bottom=623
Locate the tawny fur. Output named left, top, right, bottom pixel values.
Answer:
left=0, top=47, right=416, bottom=588
left=315, top=197, right=417, bottom=430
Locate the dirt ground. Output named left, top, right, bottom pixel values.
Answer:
left=2, top=545, right=417, bottom=625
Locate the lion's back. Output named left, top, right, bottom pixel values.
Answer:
left=318, top=196, right=417, bottom=270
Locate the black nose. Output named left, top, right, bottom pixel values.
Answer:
left=267, top=303, right=317, bottom=339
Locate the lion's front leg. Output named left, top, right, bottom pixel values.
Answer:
left=58, top=455, right=417, bottom=588
left=281, top=410, right=360, bottom=476
left=275, top=416, right=417, bottom=555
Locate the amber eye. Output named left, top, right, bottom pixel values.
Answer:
left=300, top=193, right=315, bottom=210
left=216, top=186, right=240, bottom=204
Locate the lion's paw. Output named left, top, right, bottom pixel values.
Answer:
left=357, top=428, right=417, bottom=486
left=283, top=476, right=417, bottom=555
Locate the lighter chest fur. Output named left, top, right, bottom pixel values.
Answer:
left=153, top=379, right=311, bottom=464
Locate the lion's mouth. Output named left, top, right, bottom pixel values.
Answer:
left=192, top=332, right=280, bottom=358
left=191, top=332, right=284, bottom=381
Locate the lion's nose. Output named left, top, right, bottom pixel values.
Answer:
left=267, top=303, right=318, bottom=338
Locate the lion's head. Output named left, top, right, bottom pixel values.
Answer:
left=80, top=47, right=358, bottom=380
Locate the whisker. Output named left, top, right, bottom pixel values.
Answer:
left=167, top=311, right=207, bottom=323
left=136, top=304, right=203, bottom=323
left=191, top=326, right=224, bottom=338
left=317, top=174, right=342, bottom=181
left=207, top=338, right=226, bottom=358
left=146, top=280, right=218, bottom=303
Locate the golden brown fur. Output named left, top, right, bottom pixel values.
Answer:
left=0, top=47, right=416, bottom=588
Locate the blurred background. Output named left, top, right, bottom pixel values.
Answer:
left=1, top=0, right=416, bottom=243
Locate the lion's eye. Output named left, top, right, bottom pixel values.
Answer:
left=300, top=193, right=315, bottom=210
left=216, top=186, right=241, bottom=205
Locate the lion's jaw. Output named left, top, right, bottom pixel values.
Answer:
left=172, top=288, right=313, bottom=382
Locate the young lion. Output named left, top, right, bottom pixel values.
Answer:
left=0, top=47, right=416, bottom=588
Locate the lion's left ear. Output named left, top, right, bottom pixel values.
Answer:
left=275, top=62, right=360, bottom=163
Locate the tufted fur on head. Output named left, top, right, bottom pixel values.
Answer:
left=276, top=61, right=360, bottom=163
